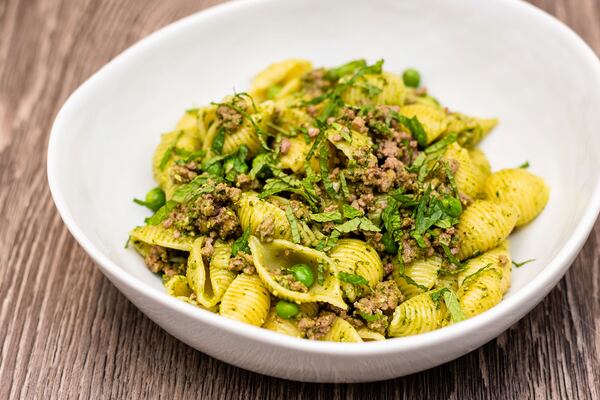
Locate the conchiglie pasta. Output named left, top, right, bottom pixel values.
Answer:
left=341, top=72, right=406, bottom=106
left=222, top=101, right=274, bottom=156
left=262, top=308, right=302, bottom=338
left=456, top=200, right=518, bottom=260
left=444, top=143, right=484, bottom=199
left=388, top=291, right=448, bottom=337
left=329, top=239, right=384, bottom=302
left=249, top=236, right=346, bottom=309
left=483, top=168, right=550, bottom=227
left=469, top=148, right=491, bottom=196
left=357, top=328, right=386, bottom=341
left=457, top=241, right=511, bottom=291
left=164, top=275, right=193, bottom=297
left=433, top=272, right=458, bottom=292
left=249, top=59, right=313, bottom=101
left=187, top=239, right=237, bottom=308
left=321, top=318, right=363, bottom=343
left=458, top=268, right=507, bottom=319
left=400, top=104, right=448, bottom=144
left=278, top=135, right=319, bottom=173
left=238, top=192, right=292, bottom=241
left=129, top=225, right=194, bottom=251
left=152, top=128, right=202, bottom=198
left=219, top=273, right=271, bottom=326
left=444, top=112, right=498, bottom=148
left=393, top=256, right=442, bottom=299
left=327, top=129, right=373, bottom=161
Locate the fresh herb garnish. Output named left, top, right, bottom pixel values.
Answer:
left=429, top=288, right=465, bottom=322
left=159, top=130, right=185, bottom=170
left=342, top=204, right=364, bottom=219
left=518, top=161, right=530, bottom=169
left=310, top=211, right=342, bottom=223
left=211, top=126, right=226, bottom=154
left=512, top=258, right=535, bottom=268
left=232, top=228, right=251, bottom=256
left=285, top=206, right=301, bottom=244
left=146, top=200, right=177, bottom=225
left=338, top=271, right=369, bottom=286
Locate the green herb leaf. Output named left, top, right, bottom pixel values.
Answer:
left=424, top=133, right=457, bottom=154
left=171, top=175, right=220, bottom=203
left=316, top=262, right=326, bottom=286
left=211, top=126, right=226, bottom=154
left=223, top=145, right=249, bottom=183
left=342, top=204, right=364, bottom=219
left=397, top=273, right=429, bottom=291
left=310, top=211, right=342, bottom=223
left=339, top=271, right=369, bottom=286
left=159, top=130, right=184, bottom=170
left=357, top=311, right=381, bottom=323
left=512, top=258, right=535, bottom=268
left=393, top=113, right=427, bottom=148
left=319, top=144, right=338, bottom=198
left=518, top=161, right=530, bottom=169
left=285, top=206, right=301, bottom=244
left=232, top=228, right=251, bottom=256
left=250, top=152, right=275, bottom=179
left=441, top=289, right=466, bottom=322
left=339, top=171, right=349, bottom=199
left=146, top=200, right=177, bottom=225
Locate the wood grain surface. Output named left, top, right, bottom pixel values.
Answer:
left=1, top=0, right=599, bottom=398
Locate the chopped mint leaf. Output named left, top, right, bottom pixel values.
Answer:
left=339, top=271, right=369, bottom=286
left=310, top=211, right=342, bottom=223
left=512, top=258, right=535, bottom=268
left=342, top=204, right=364, bottom=219
left=146, top=200, right=177, bottom=225
left=285, top=206, right=301, bottom=244
left=159, top=130, right=184, bottom=170
left=232, top=228, right=251, bottom=256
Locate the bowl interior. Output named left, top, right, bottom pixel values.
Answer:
left=51, top=0, right=600, bottom=325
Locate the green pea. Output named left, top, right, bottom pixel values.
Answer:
left=381, top=231, right=399, bottom=254
left=134, top=187, right=166, bottom=211
left=266, top=85, right=282, bottom=100
left=441, top=196, right=462, bottom=217
left=275, top=300, right=300, bottom=319
left=288, top=263, right=315, bottom=288
left=402, top=68, right=421, bottom=88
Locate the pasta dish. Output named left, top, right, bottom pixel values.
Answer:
left=129, top=59, right=549, bottom=341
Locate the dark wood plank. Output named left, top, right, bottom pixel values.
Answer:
left=0, top=0, right=598, bottom=399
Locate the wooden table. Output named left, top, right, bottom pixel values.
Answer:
left=1, top=0, right=599, bottom=398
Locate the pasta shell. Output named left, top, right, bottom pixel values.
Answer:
left=400, top=104, right=448, bottom=144
left=483, top=168, right=550, bottom=227
left=249, top=59, right=313, bottom=101
left=129, top=225, right=194, bottom=251
left=321, top=318, right=363, bottom=343
left=456, top=200, right=518, bottom=260
left=220, top=273, right=271, bottom=326
left=187, top=239, right=236, bottom=308
left=393, top=255, right=442, bottom=299
left=388, top=291, right=448, bottom=337
left=329, top=239, right=384, bottom=302
left=444, top=143, right=484, bottom=199
left=262, top=308, right=303, bottom=338
left=341, top=72, right=406, bottom=106
left=249, top=236, right=347, bottom=309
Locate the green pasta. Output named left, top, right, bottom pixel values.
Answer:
left=129, top=58, right=549, bottom=341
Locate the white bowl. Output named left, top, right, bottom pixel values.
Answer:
left=48, top=0, right=600, bottom=382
